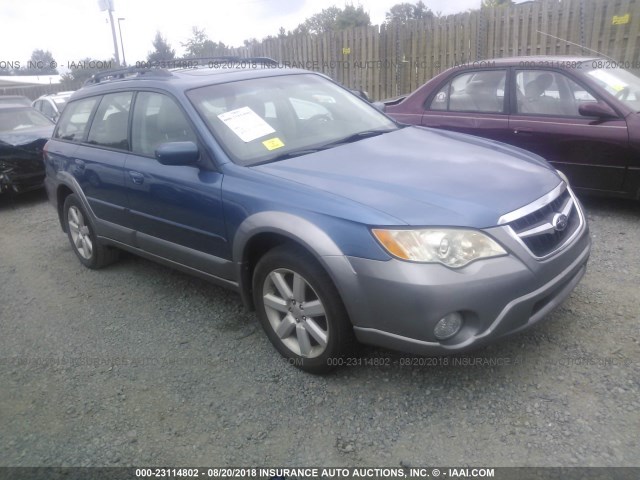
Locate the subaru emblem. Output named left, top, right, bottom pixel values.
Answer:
left=552, top=213, right=569, bottom=232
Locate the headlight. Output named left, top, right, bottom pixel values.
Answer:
left=372, top=228, right=507, bottom=268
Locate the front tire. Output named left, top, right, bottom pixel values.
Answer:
left=253, top=246, right=354, bottom=373
left=63, top=194, right=118, bottom=269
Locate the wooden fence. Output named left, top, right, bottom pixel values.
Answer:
left=0, top=80, right=83, bottom=100
left=4, top=0, right=640, bottom=101
left=233, top=0, right=640, bottom=100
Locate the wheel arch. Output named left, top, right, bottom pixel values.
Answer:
left=233, top=212, right=346, bottom=311
left=54, top=172, right=94, bottom=233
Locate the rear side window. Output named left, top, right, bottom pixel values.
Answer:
left=131, top=92, right=197, bottom=157
left=55, top=97, right=99, bottom=142
left=87, top=92, right=133, bottom=150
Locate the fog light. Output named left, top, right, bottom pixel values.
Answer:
left=434, top=312, right=463, bottom=340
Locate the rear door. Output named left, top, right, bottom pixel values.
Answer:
left=51, top=94, right=130, bottom=232
left=421, top=68, right=511, bottom=143
left=123, top=91, right=229, bottom=277
left=72, top=92, right=132, bottom=227
left=508, top=69, right=631, bottom=192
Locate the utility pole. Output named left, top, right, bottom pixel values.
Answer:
left=98, top=0, right=121, bottom=66
left=118, top=18, right=126, bottom=66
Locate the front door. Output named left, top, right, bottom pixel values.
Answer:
left=508, top=69, right=631, bottom=193
left=124, top=91, right=229, bottom=278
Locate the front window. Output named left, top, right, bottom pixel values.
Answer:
left=515, top=70, right=596, bottom=116
left=584, top=66, right=640, bottom=111
left=187, top=73, right=397, bottom=166
left=130, top=91, right=197, bottom=157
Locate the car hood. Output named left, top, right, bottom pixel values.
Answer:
left=0, top=126, right=52, bottom=176
left=255, top=126, right=561, bottom=228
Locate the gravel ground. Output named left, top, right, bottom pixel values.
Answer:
left=0, top=190, right=638, bottom=467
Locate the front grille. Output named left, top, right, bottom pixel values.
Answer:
left=508, top=188, right=581, bottom=258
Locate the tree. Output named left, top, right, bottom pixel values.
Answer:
left=19, top=49, right=59, bottom=75
left=385, top=1, right=433, bottom=23
left=482, top=0, right=513, bottom=6
left=336, top=5, right=371, bottom=30
left=147, top=32, right=175, bottom=63
left=294, top=5, right=370, bottom=34
left=181, top=27, right=227, bottom=57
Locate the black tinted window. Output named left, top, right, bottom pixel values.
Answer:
left=87, top=92, right=133, bottom=150
left=131, top=92, right=197, bottom=157
left=55, top=97, right=99, bottom=142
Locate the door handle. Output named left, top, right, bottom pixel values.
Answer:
left=513, top=129, right=533, bottom=136
left=128, top=171, right=144, bottom=185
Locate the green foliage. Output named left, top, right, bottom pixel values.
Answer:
left=18, top=49, right=59, bottom=75
left=181, top=27, right=227, bottom=58
left=147, top=32, right=176, bottom=63
left=385, top=1, right=433, bottom=23
left=482, top=0, right=513, bottom=7
left=294, top=5, right=370, bottom=35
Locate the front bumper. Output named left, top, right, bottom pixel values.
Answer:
left=325, top=210, right=591, bottom=355
left=0, top=170, right=45, bottom=194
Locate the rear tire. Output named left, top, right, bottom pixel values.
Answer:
left=253, top=245, right=354, bottom=373
left=63, top=194, right=119, bottom=269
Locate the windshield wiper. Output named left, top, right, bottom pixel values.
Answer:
left=251, top=148, right=324, bottom=165
left=320, top=128, right=397, bottom=149
left=250, top=128, right=398, bottom=166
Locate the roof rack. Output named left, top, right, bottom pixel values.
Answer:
left=84, top=67, right=173, bottom=86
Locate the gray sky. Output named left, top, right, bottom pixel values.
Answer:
left=1, top=0, right=483, bottom=70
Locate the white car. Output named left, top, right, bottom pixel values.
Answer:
left=32, top=91, right=74, bottom=122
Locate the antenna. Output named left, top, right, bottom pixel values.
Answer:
left=536, top=31, right=615, bottom=62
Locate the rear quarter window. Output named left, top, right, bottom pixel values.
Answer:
left=55, top=97, right=99, bottom=142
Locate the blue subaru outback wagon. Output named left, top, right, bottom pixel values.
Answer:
left=44, top=61, right=591, bottom=372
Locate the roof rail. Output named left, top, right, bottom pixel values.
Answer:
left=84, top=67, right=173, bottom=86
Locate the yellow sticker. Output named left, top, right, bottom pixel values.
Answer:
left=612, top=14, right=630, bottom=25
left=262, top=137, right=285, bottom=151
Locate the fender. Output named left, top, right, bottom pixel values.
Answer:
left=232, top=211, right=355, bottom=310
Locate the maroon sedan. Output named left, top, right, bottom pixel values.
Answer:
left=384, top=56, right=640, bottom=199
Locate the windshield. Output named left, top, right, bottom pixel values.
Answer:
left=187, top=73, right=397, bottom=166
left=584, top=65, right=640, bottom=111
left=0, top=108, right=53, bottom=132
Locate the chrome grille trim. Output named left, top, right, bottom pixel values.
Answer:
left=518, top=192, right=574, bottom=238
left=502, top=187, right=585, bottom=260
left=498, top=182, right=566, bottom=225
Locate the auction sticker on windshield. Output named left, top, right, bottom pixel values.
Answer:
left=217, top=107, right=275, bottom=142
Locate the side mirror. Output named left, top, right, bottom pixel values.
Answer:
left=579, top=102, right=617, bottom=119
left=350, top=89, right=371, bottom=102
left=372, top=101, right=386, bottom=113
left=155, top=141, right=199, bottom=166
